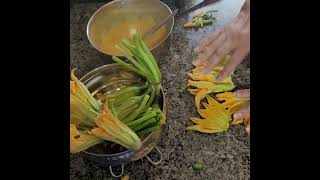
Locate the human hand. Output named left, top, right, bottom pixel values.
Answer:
left=193, top=2, right=250, bottom=81
left=233, top=89, right=250, bottom=134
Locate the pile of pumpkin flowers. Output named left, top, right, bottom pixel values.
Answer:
left=186, top=55, right=250, bottom=134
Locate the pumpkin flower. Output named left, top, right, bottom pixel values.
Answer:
left=216, top=92, right=250, bottom=133
left=94, top=100, right=142, bottom=150
left=70, top=69, right=101, bottom=128
left=187, top=54, right=250, bottom=134
left=187, top=78, right=234, bottom=109
left=70, top=124, right=103, bottom=154
left=121, top=175, right=129, bottom=180
left=186, top=95, right=231, bottom=133
left=187, top=55, right=235, bottom=109
left=216, top=92, right=249, bottom=116
left=90, top=128, right=132, bottom=149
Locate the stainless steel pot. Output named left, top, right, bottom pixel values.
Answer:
left=79, top=64, right=167, bottom=177
left=86, top=0, right=174, bottom=64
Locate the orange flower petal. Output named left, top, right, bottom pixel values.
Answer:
left=195, top=89, right=213, bottom=109
left=188, top=88, right=200, bottom=96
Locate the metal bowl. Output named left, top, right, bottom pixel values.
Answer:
left=79, top=64, right=167, bottom=177
left=87, top=0, right=174, bottom=57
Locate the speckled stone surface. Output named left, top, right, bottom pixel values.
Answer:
left=70, top=0, right=249, bottom=179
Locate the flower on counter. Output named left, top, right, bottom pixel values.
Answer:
left=186, top=55, right=250, bottom=134
left=216, top=92, right=250, bottom=133
left=186, top=95, right=231, bottom=133
left=187, top=56, right=235, bottom=109
left=184, top=10, right=218, bottom=29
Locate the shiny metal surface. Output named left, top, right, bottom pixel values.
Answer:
left=86, top=0, right=174, bottom=56
left=79, top=64, right=167, bottom=166
left=142, top=8, right=178, bottom=40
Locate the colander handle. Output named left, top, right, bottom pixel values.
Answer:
left=109, top=164, right=124, bottom=178
left=146, top=146, right=163, bottom=165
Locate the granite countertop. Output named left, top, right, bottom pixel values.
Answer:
left=70, top=0, right=250, bottom=179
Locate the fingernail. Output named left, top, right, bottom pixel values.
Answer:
left=233, top=112, right=243, bottom=120
left=193, top=60, right=200, bottom=66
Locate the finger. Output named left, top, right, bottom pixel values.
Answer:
left=200, top=54, right=225, bottom=75
left=233, top=112, right=244, bottom=120
left=194, top=28, right=223, bottom=53
left=234, top=89, right=250, bottom=98
left=216, top=47, right=248, bottom=81
left=192, top=53, right=203, bottom=66
left=197, top=17, right=246, bottom=68
left=200, top=37, right=233, bottom=74
left=233, top=106, right=250, bottom=120
left=194, top=15, right=243, bottom=54
left=238, top=15, right=250, bottom=36
left=194, top=29, right=222, bottom=53
left=194, top=32, right=227, bottom=67
left=239, top=10, right=250, bottom=27
left=225, top=14, right=247, bottom=40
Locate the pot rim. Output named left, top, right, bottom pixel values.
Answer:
left=86, top=0, right=174, bottom=56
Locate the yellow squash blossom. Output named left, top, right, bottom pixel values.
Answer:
left=186, top=95, right=231, bottom=133
left=121, top=175, right=129, bottom=180
left=94, top=100, right=142, bottom=150
left=70, top=124, right=103, bottom=154
left=187, top=56, right=235, bottom=109
left=216, top=92, right=250, bottom=133
left=70, top=69, right=142, bottom=152
left=187, top=55, right=249, bottom=134
left=70, top=69, right=101, bottom=128
left=216, top=92, right=249, bottom=115
left=187, top=78, right=234, bottom=109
